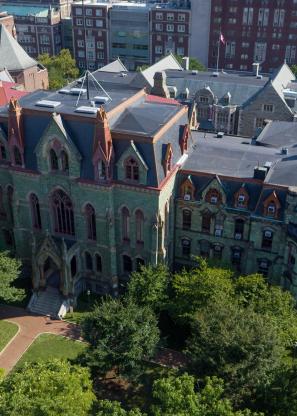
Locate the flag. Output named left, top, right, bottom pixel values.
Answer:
left=220, top=33, right=225, bottom=45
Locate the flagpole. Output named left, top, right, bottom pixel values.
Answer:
left=216, top=31, right=220, bottom=73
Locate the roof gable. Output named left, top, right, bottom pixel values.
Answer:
left=0, top=25, right=37, bottom=71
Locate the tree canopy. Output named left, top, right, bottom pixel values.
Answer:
left=38, top=49, right=79, bottom=90
left=0, top=359, right=95, bottom=416
left=81, top=297, right=159, bottom=378
left=174, top=55, right=206, bottom=71
left=0, top=251, right=24, bottom=302
left=127, top=264, right=170, bottom=312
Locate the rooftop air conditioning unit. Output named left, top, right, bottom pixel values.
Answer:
left=212, top=71, right=219, bottom=77
left=217, top=131, right=224, bottom=138
left=192, top=70, right=198, bottom=75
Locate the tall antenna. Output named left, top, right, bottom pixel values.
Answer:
left=75, top=70, right=112, bottom=107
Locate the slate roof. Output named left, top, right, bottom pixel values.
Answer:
left=182, top=130, right=297, bottom=189
left=98, top=58, right=128, bottom=73
left=112, top=99, right=181, bottom=136
left=0, top=25, right=37, bottom=71
left=256, top=121, right=297, bottom=148
left=165, top=69, right=269, bottom=105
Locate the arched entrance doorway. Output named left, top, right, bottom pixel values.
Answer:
left=42, top=256, right=61, bottom=290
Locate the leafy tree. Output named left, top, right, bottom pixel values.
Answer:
left=170, top=258, right=234, bottom=320
left=291, top=65, right=297, bottom=77
left=127, top=264, right=170, bottom=312
left=174, top=55, right=206, bottom=71
left=150, top=373, right=261, bottom=416
left=81, top=298, right=159, bottom=378
left=0, top=359, right=95, bottom=416
left=186, top=299, right=285, bottom=405
left=0, top=251, right=24, bottom=302
left=38, top=49, right=79, bottom=89
left=95, top=400, right=145, bottom=416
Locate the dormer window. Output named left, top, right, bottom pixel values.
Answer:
left=206, top=188, right=222, bottom=205
left=199, top=96, right=209, bottom=103
left=211, top=196, right=218, bottom=204
left=180, top=177, right=195, bottom=201
left=125, top=158, right=139, bottom=181
left=238, top=195, right=245, bottom=206
left=267, top=203, right=276, bottom=216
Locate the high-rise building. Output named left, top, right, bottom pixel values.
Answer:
left=209, top=0, right=297, bottom=73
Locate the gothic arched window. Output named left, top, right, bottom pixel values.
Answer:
left=85, top=204, right=96, bottom=241
left=61, top=150, right=69, bottom=172
left=0, top=143, right=6, bottom=161
left=52, top=189, right=75, bottom=235
left=135, top=209, right=144, bottom=243
left=95, top=254, right=102, bottom=272
left=122, top=207, right=130, bottom=241
left=123, top=254, right=132, bottom=272
left=50, top=149, right=59, bottom=171
left=85, top=251, right=93, bottom=270
left=70, top=255, right=77, bottom=278
left=30, top=193, right=42, bottom=230
left=125, top=158, right=139, bottom=181
left=13, top=146, right=22, bottom=166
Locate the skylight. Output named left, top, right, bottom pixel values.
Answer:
left=35, top=100, right=61, bottom=108
left=75, top=106, right=98, bottom=114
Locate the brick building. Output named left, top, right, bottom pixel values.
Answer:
left=0, top=25, right=48, bottom=91
left=150, top=2, right=190, bottom=64
left=0, top=1, right=72, bottom=58
left=72, top=0, right=111, bottom=71
left=209, top=0, right=297, bottom=73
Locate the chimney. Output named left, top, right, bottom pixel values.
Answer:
left=181, top=57, right=189, bottom=71
left=252, top=62, right=260, bottom=77
left=150, top=71, right=170, bottom=99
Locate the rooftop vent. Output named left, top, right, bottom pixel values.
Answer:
left=59, top=88, right=71, bottom=94
left=75, top=106, right=98, bottom=114
left=192, top=70, right=198, bottom=75
left=282, top=147, right=289, bottom=155
left=212, top=72, right=219, bottom=77
left=35, top=100, right=61, bottom=108
left=256, top=75, right=263, bottom=80
left=94, top=96, right=109, bottom=104
left=120, top=72, right=128, bottom=77
left=254, top=166, right=268, bottom=180
left=70, top=87, right=87, bottom=95
left=217, top=131, right=224, bottom=138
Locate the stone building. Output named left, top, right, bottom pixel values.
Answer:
left=0, top=25, right=48, bottom=91
left=1, top=64, right=297, bottom=317
left=161, top=63, right=297, bottom=137
left=0, top=70, right=190, bottom=315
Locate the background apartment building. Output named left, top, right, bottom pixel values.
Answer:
left=209, top=0, right=297, bottom=73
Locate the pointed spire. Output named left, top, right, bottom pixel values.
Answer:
left=8, top=97, right=24, bottom=148
left=93, top=106, right=113, bottom=163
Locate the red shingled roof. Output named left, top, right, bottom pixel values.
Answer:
left=0, top=81, right=28, bottom=106
left=145, top=94, right=180, bottom=106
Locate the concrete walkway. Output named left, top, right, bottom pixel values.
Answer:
left=0, top=305, right=82, bottom=374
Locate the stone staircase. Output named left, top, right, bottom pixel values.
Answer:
left=28, top=287, right=63, bottom=318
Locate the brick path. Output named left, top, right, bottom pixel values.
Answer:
left=0, top=305, right=82, bottom=374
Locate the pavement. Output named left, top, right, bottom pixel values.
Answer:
left=0, top=305, right=82, bottom=374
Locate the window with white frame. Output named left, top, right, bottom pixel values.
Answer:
left=155, top=45, right=163, bottom=54
left=167, top=24, right=174, bottom=32
left=178, top=25, right=185, bottom=33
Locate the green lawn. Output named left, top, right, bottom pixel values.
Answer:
left=15, top=333, right=86, bottom=369
left=0, top=320, right=18, bottom=352
left=65, top=291, right=102, bottom=324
